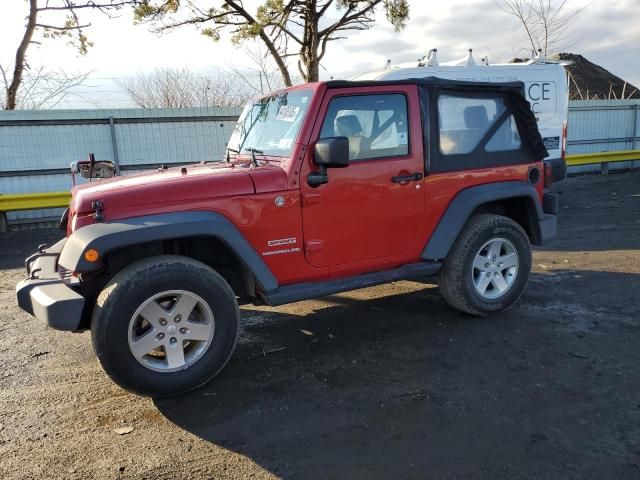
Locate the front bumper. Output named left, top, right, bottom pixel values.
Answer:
left=16, top=238, right=85, bottom=331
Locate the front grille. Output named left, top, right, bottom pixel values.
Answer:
left=58, top=266, right=74, bottom=281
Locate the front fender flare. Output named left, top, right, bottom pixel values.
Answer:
left=59, top=211, right=278, bottom=291
left=422, top=181, right=543, bottom=260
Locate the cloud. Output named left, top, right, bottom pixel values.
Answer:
left=324, top=0, right=640, bottom=86
left=347, top=37, right=422, bottom=58
left=566, top=0, right=640, bottom=85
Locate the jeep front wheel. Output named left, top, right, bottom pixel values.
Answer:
left=439, top=214, right=532, bottom=316
left=91, top=255, right=240, bottom=397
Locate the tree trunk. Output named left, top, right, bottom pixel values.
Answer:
left=258, top=29, right=293, bottom=87
left=299, top=2, right=320, bottom=83
left=301, top=30, right=320, bottom=82
left=305, top=54, right=320, bottom=83
left=6, top=0, right=38, bottom=110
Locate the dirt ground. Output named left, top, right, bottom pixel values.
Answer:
left=0, top=172, right=639, bottom=480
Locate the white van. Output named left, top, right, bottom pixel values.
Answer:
left=352, top=53, right=569, bottom=180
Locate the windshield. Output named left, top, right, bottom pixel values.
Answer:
left=227, top=88, right=312, bottom=157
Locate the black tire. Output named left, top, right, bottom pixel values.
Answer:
left=439, top=214, right=532, bottom=316
left=91, top=255, right=240, bottom=397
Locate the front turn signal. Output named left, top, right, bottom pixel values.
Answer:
left=84, top=248, right=100, bottom=262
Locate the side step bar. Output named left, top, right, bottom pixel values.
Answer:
left=262, top=261, right=441, bottom=307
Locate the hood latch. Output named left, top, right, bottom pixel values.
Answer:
left=91, top=200, right=104, bottom=222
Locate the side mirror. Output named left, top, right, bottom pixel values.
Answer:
left=76, top=161, right=116, bottom=179
left=71, top=153, right=116, bottom=180
left=314, top=137, right=350, bottom=168
left=308, top=137, right=349, bottom=188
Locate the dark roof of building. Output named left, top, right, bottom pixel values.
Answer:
left=559, top=53, right=639, bottom=100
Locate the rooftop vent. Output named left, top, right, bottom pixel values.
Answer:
left=427, top=48, right=439, bottom=67
left=465, top=49, right=476, bottom=67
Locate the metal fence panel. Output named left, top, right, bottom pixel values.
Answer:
left=0, top=107, right=242, bottom=221
left=115, top=120, right=235, bottom=167
left=0, top=124, right=113, bottom=172
left=567, top=99, right=640, bottom=173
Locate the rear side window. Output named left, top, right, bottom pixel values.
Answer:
left=438, top=95, right=505, bottom=155
left=320, top=94, right=409, bottom=161
left=429, top=89, right=531, bottom=173
left=486, top=115, right=522, bottom=152
left=438, top=95, right=522, bottom=155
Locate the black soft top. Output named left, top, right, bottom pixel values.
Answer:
left=325, top=76, right=548, bottom=161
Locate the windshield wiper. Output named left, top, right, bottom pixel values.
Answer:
left=243, top=147, right=264, bottom=167
left=225, top=146, right=240, bottom=163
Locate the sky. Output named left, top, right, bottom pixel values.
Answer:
left=1, top=0, right=639, bottom=108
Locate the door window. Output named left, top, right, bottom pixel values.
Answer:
left=319, top=94, right=409, bottom=161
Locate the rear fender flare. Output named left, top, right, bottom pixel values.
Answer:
left=58, top=211, right=278, bottom=291
left=422, top=181, right=543, bottom=260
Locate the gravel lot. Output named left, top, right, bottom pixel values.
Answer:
left=1, top=172, right=639, bottom=480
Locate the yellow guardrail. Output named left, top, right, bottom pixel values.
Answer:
left=566, top=149, right=640, bottom=166
left=0, top=191, right=71, bottom=212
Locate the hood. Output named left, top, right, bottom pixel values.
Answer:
left=71, top=162, right=255, bottom=216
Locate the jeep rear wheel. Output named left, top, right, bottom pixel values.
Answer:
left=439, top=214, right=532, bottom=316
left=91, top=255, right=240, bottom=397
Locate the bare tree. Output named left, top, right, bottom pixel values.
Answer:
left=498, top=0, right=586, bottom=57
left=3, top=0, right=136, bottom=110
left=228, top=44, right=292, bottom=96
left=116, top=67, right=253, bottom=108
left=0, top=65, right=89, bottom=109
left=120, top=42, right=295, bottom=109
left=135, top=0, right=410, bottom=86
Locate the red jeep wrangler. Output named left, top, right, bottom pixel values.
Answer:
left=16, top=78, right=560, bottom=397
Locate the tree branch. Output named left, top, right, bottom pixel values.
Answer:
left=37, top=1, right=137, bottom=11
left=223, top=0, right=293, bottom=86
left=36, top=23, right=91, bottom=30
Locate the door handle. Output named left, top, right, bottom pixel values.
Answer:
left=391, top=172, right=423, bottom=183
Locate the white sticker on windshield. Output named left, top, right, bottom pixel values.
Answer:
left=276, top=105, right=300, bottom=122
